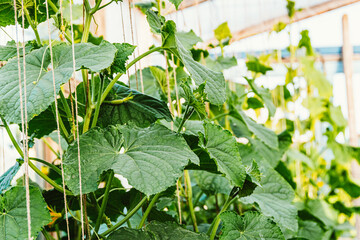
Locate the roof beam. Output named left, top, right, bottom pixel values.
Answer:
left=204, top=0, right=360, bottom=46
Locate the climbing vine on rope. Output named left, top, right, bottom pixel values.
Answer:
left=0, top=0, right=360, bottom=239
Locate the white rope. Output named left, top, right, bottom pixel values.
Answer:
left=128, top=0, right=138, bottom=90
left=55, top=0, right=72, bottom=237
left=69, top=0, right=85, bottom=237
left=17, top=0, right=32, bottom=237
left=132, top=1, right=144, bottom=93
left=69, top=0, right=85, bottom=235
left=120, top=1, right=131, bottom=86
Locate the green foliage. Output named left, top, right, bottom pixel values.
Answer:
left=111, top=43, right=136, bottom=74
left=0, top=41, right=117, bottom=124
left=220, top=211, right=285, bottom=239
left=64, top=124, right=198, bottom=195
left=0, top=186, right=51, bottom=239
left=214, top=22, right=232, bottom=42
left=169, top=0, right=183, bottom=10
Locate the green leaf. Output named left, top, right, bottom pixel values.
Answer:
left=241, top=166, right=298, bottom=232
left=0, top=0, right=14, bottom=27
left=297, top=220, right=324, bottom=240
left=301, top=57, right=332, bottom=99
left=108, top=221, right=208, bottom=239
left=169, top=0, right=183, bottom=10
left=246, top=97, right=263, bottom=110
left=146, top=9, right=165, bottom=34
left=201, top=123, right=246, bottom=187
left=302, top=97, right=327, bottom=119
left=214, top=22, right=232, bottom=42
left=286, top=148, right=314, bottom=169
left=193, top=171, right=232, bottom=195
left=232, top=110, right=278, bottom=149
left=111, top=43, right=136, bottom=74
left=246, top=56, right=272, bottom=75
left=329, top=104, right=347, bottom=128
left=130, top=68, right=162, bottom=99
left=0, top=186, right=51, bottom=240
left=98, top=84, right=172, bottom=127
left=175, top=30, right=202, bottom=50
left=0, top=41, right=117, bottom=124
left=180, top=80, right=207, bottom=119
left=149, top=66, right=174, bottom=95
left=0, top=162, right=21, bottom=194
left=64, top=124, right=199, bottom=195
left=158, top=19, right=226, bottom=105
left=0, top=40, right=35, bottom=61
left=219, top=211, right=284, bottom=240
left=206, top=56, right=237, bottom=72
left=245, top=78, right=276, bottom=116
left=174, top=34, right=226, bottom=105
left=298, top=30, right=314, bottom=56
left=305, top=199, right=338, bottom=227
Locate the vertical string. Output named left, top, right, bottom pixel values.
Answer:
left=132, top=3, right=144, bottom=93
left=18, top=0, right=32, bottom=236
left=56, top=0, right=72, bottom=237
left=120, top=1, right=131, bottom=86
left=69, top=0, right=85, bottom=237
left=164, top=51, right=173, bottom=129
left=128, top=0, right=138, bottom=90
left=171, top=54, right=181, bottom=115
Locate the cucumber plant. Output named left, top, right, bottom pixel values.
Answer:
left=0, top=0, right=359, bottom=239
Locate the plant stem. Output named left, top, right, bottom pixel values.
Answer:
left=93, top=171, right=114, bottom=235
left=1, top=117, right=73, bottom=195
left=208, top=196, right=237, bottom=240
left=184, top=170, right=198, bottom=232
left=29, top=160, right=73, bottom=195
left=29, top=157, right=62, bottom=175
left=47, top=0, right=59, bottom=12
left=100, top=196, right=148, bottom=237
left=42, top=228, right=55, bottom=240
left=42, top=137, right=61, bottom=159
left=100, top=46, right=162, bottom=104
left=91, top=78, right=104, bottom=128
left=23, top=8, right=41, bottom=45
left=137, top=193, right=161, bottom=229
left=177, top=104, right=190, bottom=133
left=1, top=116, right=23, bottom=158
left=95, top=0, right=113, bottom=12
left=59, top=90, right=73, bottom=121
left=81, top=11, right=92, bottom=43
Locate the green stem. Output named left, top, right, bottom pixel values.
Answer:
left=81, top=12, right=92, bottom=43
left=177, top=104, right=190, bottom=133
left=100, top=46, right=162, bottom=104
left=59, top=90, right=73, bottom=121
left=29, top=157, right=62, bottom=175
left=208, top=196, right=237, bottom=239
left=100, top=197, right=148, bottom=237
left=1, top=116, right=23, bottom=158
left=91, top=77, right=104, bottom=128
left=42, top=137, right=61, bottom=159
left=93, top=171, right=114, bottom=235
left=47, top=0, right=59, bottom=13
left=210, top=112, right=230, bottom=121
left=90, top=0, right=103, bottom=14
left=42, top=228, right=55, bottom=240
left=29, top=160, right=73, bottom=195
left=23, top=8, right=41, bottom=45
left=95, top=0, right=113, bottom=12
left=137, top=193, right=161, bottom=229
left=184, top=170, right=198, bottom=232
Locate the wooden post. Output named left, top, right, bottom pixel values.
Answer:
left=342, top=14, right=360, bottom=237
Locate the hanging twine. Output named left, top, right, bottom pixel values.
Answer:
left=120, top=1, right=131, bottom=86
left=128, top=0, right=138, bottom=90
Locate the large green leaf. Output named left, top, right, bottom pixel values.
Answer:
left=111, top=43, right=136, bottom=74
left=156, top=18, right=226, bottom=105
left=0, top=41, right=34, bottom=61
left=130, top=68, right=161, bottom=99
left=241, top=166, right=298, bottom=232
left=219, top=211, right=284, bottom=240
left=200, top=123, right=246, bottom=187
left=0, top=186, right=51, bottom=240
left=0, top=41, right=117, bottom=124
left=175, top=30, right=202, bottom=50
left=98, top=84, right=172, bottom=127
left=64, top=124, right=199, bottom=195
left=232, top=110, right=278, bottom=149
left=193, top=171, right=232, bottom=195
left=108, top=221, right=208, bottom=239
